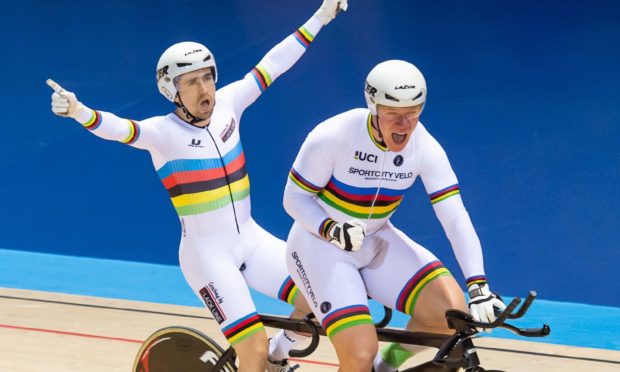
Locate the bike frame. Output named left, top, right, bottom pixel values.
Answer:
left=134, top=291, right=549, bottom=372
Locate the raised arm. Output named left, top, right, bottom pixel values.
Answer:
left=46, top=79, right=160, bottom=152
left=219, top=0, right=348, bottom=118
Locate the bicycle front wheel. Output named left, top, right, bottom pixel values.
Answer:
left=133, top=326, right=237, bottom=372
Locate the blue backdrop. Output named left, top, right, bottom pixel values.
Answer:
left=1, top=1, right=618, bottom=307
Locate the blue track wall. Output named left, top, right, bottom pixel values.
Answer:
left=1, top=1, right=619, bottom=307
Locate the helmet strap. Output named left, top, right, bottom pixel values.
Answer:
left=175, top=94, right=205, bottom=125
left=371, top=115, right=387, bottom=147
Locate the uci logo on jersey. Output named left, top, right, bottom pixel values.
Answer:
left=355, top=150, right=378, bottom=163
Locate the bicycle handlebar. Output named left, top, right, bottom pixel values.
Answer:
left=374, top=305, right=393, bottom=329
left=447, top=291, right=549, bottom=336
left=289, top=314, right=321, bottom=358
left=258, top=291, right=550, bottom=365
left=432, top=291, right=550, bottom=369
left=508, top=290, right=537, bottom=319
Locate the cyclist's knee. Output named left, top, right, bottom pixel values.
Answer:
left=338, top=347, right=377, bottom=372
left=410, top=277, right=466, bottom=333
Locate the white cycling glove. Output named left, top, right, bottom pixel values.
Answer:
left=314, top=0, right=348, bottom=25
left=321, top=218, right=366, bottom=252
left=467, top=282, right=506, bottom=329
left=46, top=79, right=87, bottom=119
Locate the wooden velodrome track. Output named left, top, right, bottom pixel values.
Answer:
left=1, top=287, right=618, bottom=372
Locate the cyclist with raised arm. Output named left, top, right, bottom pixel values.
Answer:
left=283, top=60, right=505, bottom=372
left=46, top=2, right=348, bottom=371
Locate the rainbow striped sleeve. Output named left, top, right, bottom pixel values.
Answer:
left=318, top=218, right=337, bottom=239
left=288, top=167, right=322, bottom=193
left=429, top=184, right=460, bottom=204
left=250, top=25, right=315, bottom=93
left=121, top=119, right=140, bottom=144
left=81, top=110, right=140, bottom=145
left=293, top=25, right=315, bottom=48
left=466, top=275, right=487, bottom=287
left=82, top=110, right=102, bottom=131
left=250, top=64, right=273, bottom=92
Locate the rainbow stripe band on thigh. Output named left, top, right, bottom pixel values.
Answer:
left=222, top=312, right=264, bottom=346
left=278, top=276, right=299, bottom=305
left=321, top=304, right=374, bottom=339
left=396, top=261, right=452, bottom=316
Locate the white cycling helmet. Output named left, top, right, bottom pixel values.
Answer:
left=364, top=60, right=427, bottom=115
left=156, top=41, right=218, bottom=102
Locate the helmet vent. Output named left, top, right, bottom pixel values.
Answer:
left=384, top=93, right=400, bottom=102
left=203, top=55, right=212, bottom=62
left=176, top=62, right=192, bottom=68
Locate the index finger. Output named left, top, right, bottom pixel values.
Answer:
left=46, top=79, right=65, bottom=93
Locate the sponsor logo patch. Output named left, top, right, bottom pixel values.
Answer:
left=320, top=301, right=332, bottom=314
left=292, top=251, right=318, bottom=308
left=393, top=155, right=404, bottom=166
left=220, top=118, right=236, bottom=142
left=199, top=282, right=226, bottom=324
left=348, top=167, right=414, bottom=181
left=188, top=138, right=204, bottom=148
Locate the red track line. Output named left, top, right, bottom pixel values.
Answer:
left=290, top=358, right=339, bottom=367
left=0, top=323, right=340, bottom=368
left=0, top=323, right=143, bottom=343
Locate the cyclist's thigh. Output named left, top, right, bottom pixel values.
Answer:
left=362, top=223, right=453, bottom=316
left=179, top=235, right=264, bottom=346
left=286, top=222, right=374, bottom=338
left=239, top=220, right=298, bottom=306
